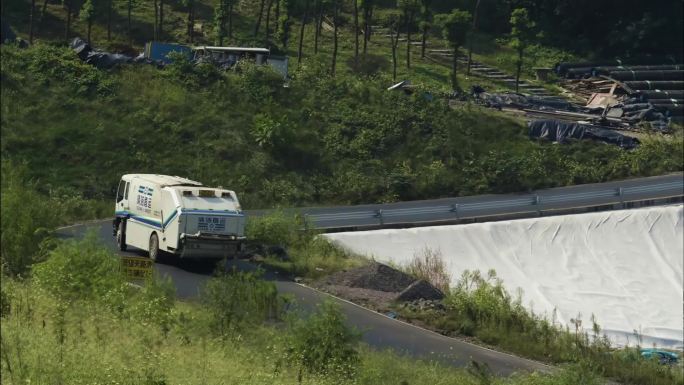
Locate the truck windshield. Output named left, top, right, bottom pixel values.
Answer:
left=116, top=180, right=126, bottom=202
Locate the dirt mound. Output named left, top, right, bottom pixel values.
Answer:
left=321, top=262, right=416, bottom=292
left=396, top=279, right=445, bottom=302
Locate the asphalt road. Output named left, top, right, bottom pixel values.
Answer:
left=56, top=221, right=552, bottom=376
left=247, top=173, right=684, bottom=230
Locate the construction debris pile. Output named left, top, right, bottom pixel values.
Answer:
left=555, top=61, right=683, bottom=129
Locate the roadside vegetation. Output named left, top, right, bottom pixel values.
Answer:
left=394, top=249, right=684, bottom=385
left=245, top=210, right=366, bottom=278
left=2, top=236, right=610, bottom=385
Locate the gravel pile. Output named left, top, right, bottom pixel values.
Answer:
left=396, top=279, right=445, bottom=302
left=320, top=262, right=416, bottom=292
left=315, top=263, right=445, bottom=309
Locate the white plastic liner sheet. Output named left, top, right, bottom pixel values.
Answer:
left=325, top=205, right=684, bottom=348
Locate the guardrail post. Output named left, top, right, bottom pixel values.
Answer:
left=617, top=187, right=624, bottom=208
left=450, top=203, right=459, bottom=219
left=375, top=209, right=384, bottom=226
left=534, top=195, right=542, bottom=216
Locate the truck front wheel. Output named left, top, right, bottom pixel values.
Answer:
left=116, top=222, right=127, bottom=251
left=149, top=232, right=160, bottom=261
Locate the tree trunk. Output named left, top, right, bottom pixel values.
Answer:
left=153, top=0, right=158, bottom=40
left=466, top=0, right=481, bottom=76
left=275, top=0, right=280, bottom=26
left=228, top=1, right=233, bottom=41
left=87, top=19, right=92, bottom=43
left=405, top=12, right=411, bottom=70
left=362, top=5, right=369, bottom=54
left=420, top=25, right=427, bottom=58
left=219, top=2, right=226, bottom=46
left=515, top=48, right=523, bottom=93
left=452, top=45, right=458, bottom=91
left=367, top=6, right=373, bottom=41
left=159, top=0, right=164, bottom=40
left=297, top=0, right=310, bottom=65
left=391, top=26, right=399, bottom=81
left=64, top=1, right=71, bottom=41
left=265, top=0, right=274, bottom=41
left=187, top=0, right=194, bottom=42
left=107, top=0, right=112, bottom=40
left=254, top=0, right=265, bottom=38
left=314, top=1, right=322, bottom=54
left=127, top=0, right=132, bottom=46
left=38, top=0, right=48, bottom=36
left=331, top=1, right=338, bottom=76
left=353, top=0, right=359, bottom=63
left=29, top=0, right=35, bottom=44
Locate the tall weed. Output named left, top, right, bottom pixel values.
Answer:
left=406, top=247, right=450, bottom=293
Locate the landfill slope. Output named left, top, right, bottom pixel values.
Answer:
left=325, top=205, right=684, bottom=349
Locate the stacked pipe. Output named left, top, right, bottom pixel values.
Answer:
left=554, top=58, right=674, bottom=77
left=609, top=70, right=684, bottom=81
left=623, top=81, right=684, bottom=91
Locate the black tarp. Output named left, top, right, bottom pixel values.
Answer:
left=528, top=120, right=640, bottom=149
left=479, top=92, right=576, bottom=111
left=70, top=38, right=134, bottom=69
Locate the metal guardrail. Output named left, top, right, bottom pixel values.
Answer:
left=296, top=180, right=684, bottom=229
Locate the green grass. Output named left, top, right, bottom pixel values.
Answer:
left=1, top=258, right=607, bottom=385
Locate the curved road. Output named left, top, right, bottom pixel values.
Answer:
left=56, top=221, right=551, bottom=376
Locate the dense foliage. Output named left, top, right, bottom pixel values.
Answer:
left=2, top=44, right=681, bottom=212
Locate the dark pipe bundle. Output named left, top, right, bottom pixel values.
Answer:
left=646, top=99, right=683, bottom=106
left=609, top=70, right=684, bottom=81
left=555, top=58, right=672, bottom=76
left=639, top=90, right=684, bottom=99
left=592, top=65, right=683, bottom=76
left=565, top=67, right=595, bottom=78
left=555, top=61, right=623, bottom=76
left=623, top=81, right=684, bottom=91
left=651, top=104, right=684, bottom=116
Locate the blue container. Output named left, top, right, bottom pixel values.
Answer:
left=144, top=42, right=192, bottom=64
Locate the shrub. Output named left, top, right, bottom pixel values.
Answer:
left=200, top=269, right=282, bottom=336
left=1, top=160, right=61, bottom=276
left=246, top=210, right=317, bottom=247
left=129, top=274, right=176, bottom=333
left=245, top=210, right=301, bottom=247
left=286, top=300, right=361, bottom=382
left=32, top=234, right=127, bottom=305
left=1, top=44, right=114, bottom=95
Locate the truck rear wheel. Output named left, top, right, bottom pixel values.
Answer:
left=149, top=232, right=160, bottom=261
left=116, top=222, right=127, bottom=251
